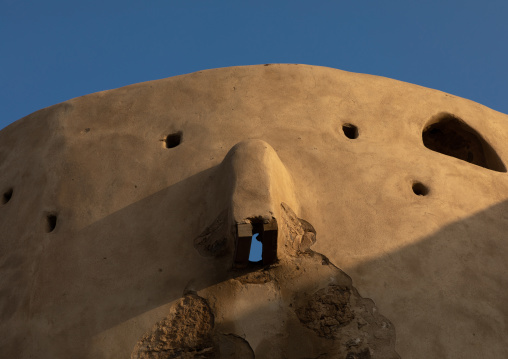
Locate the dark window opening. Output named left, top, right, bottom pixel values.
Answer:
left=46, top=214, right=57, bottom=233
left=164, top=132, right=182, bottom=148
left=422, top=113, right=506, bottom=172
left=234, top=219, right=278, bottom=269
left=2, top=188, right=13, bottom=204
left=342, top=123, right=359, bottom=139
left=412, top=182, right=429, bottom=196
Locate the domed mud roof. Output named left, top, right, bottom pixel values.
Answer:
left=1, top=64, right=508, bottom=358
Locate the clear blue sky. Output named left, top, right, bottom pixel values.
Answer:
left=2, top=1, right=508, bottom=130
left=1, top=1, right=507, bottom=262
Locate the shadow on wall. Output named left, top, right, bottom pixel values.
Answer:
left=127, top=198, right=508, bottom=359
left=18, top=165, right=242, bottom=356
left=203, top=199, right=508, bottom=358
left=350, top=199, right=508, bottom=359
left=11, top=167, right=508, bottom=359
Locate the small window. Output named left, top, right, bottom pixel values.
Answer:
left=234, top=219, right=278, bottom=268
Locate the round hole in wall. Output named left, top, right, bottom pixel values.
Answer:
left=164, top=132, right=182, bottom=148
left=412, top=182, right=429, bottom=196
left=342, top=123, right=359, bottom=139
left=46, top=214, right=57, bottom=233
left=2, top=188, right=13, bottom=204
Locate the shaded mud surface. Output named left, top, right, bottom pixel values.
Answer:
left=133, top=204, right=399, bottom=359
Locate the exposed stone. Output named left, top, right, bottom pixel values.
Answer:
left=295, top=285, right=354, bottom=338
left=131, top=294, right=215, bottom=359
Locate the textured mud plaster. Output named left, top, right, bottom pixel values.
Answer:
left=279, top=204, right=399, bottom=359
left=292, top=281, right=397, bottom=359
left=280, top=202, right=317, bottom=256
left=346, top=349, right=372, bottom=359
left=188, top=203, right=399, bottom=358
left=131, top=293, right=216, bottom=358
left=135, top=202, right=397, bottom=358
left=194, top=209, right=233, bottom=258
left=295, top=285, right=354, bottom=337
left=131, top=293, right=254, bottom=359
left=215, top=334, right=255, bottom=359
